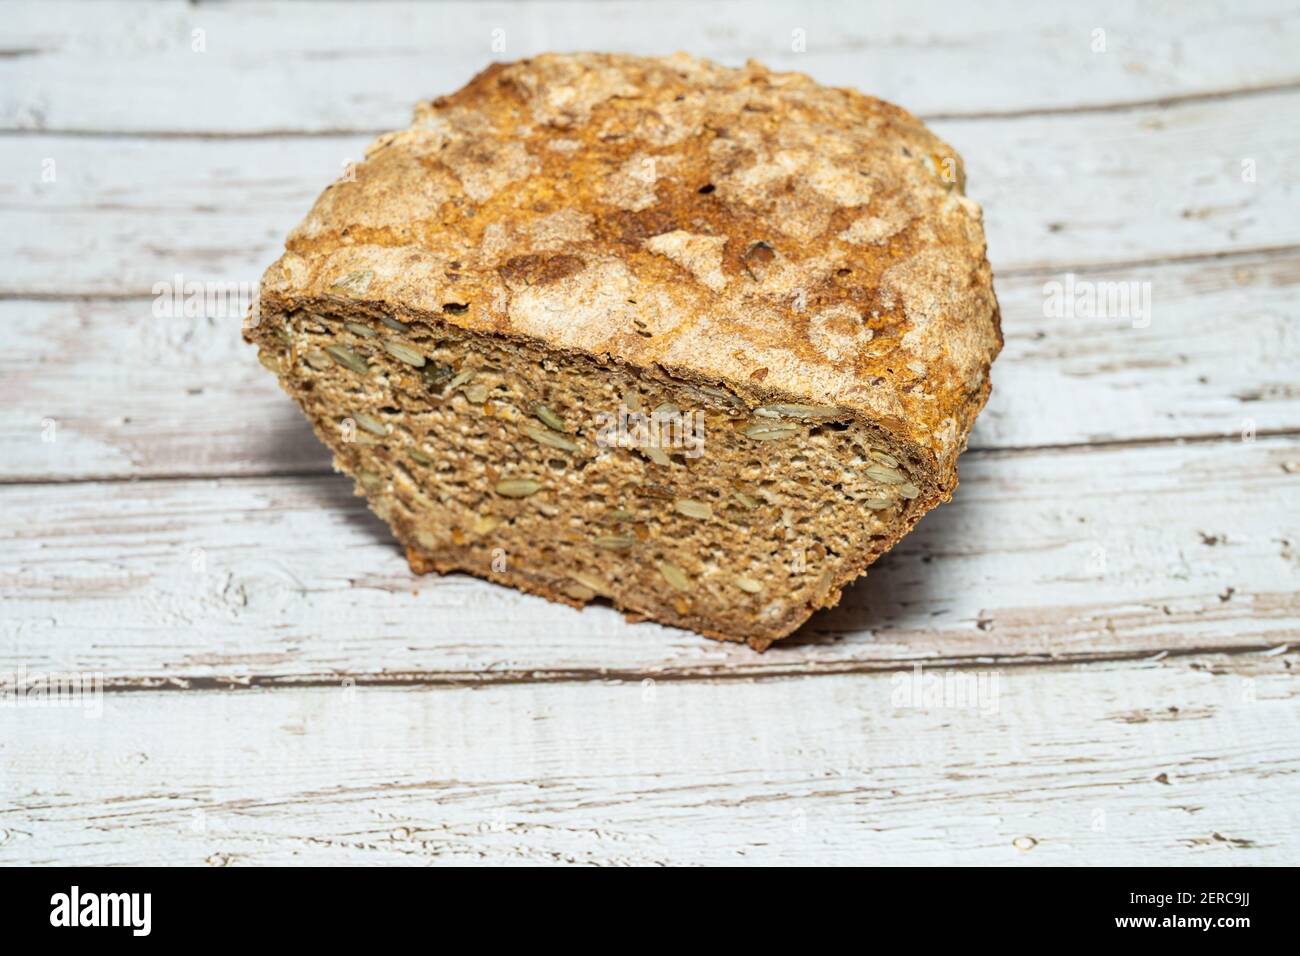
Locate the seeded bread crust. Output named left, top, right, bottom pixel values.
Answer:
left=249, top=52, right=1002, bottom=648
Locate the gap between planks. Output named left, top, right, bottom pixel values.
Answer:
left=919, top=76, right=1300, bottom=121
left=69, top=644, right=1300, bottom=695
left=7, top=77, right=1300, bottom=139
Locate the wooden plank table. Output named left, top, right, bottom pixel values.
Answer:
left=2, top=0, right=1297, bottom=866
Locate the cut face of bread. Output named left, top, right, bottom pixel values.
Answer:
left=246, top=53, right=1001, bottom=649
left=251, top=306, right=926, bottom=647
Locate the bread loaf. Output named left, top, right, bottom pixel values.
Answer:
left=245, top=52, right=1001, bottom=649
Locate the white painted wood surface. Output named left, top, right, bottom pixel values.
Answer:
left=7, top=1, right=1300, bottom=132
left=4, top=655, right=1297, bottom=865
left=1, top=0, right=1297, bottom=866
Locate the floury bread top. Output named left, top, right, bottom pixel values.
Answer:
left=257, top=52, right=1001, bottom=486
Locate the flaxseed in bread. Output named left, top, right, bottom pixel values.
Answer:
left=245, top=52, right=1001, bottom=649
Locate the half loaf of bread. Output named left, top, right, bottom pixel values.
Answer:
left=245, top=52, right=1002, bottom=649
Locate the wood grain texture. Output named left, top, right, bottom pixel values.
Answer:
left=2, top=653, right=1296, bottom=865
left=3, top=251, right=1296, bottom=481
left=4, top=0, right=1299, bottom=868
left=4, top=88, right=1299, bottom=296
left=3, top=437, right=1296, bottom=686
left=6, top=0, right=1299, bottom=134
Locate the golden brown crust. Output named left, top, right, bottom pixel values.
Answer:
left=257, top=52, right=1001, bottom=494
